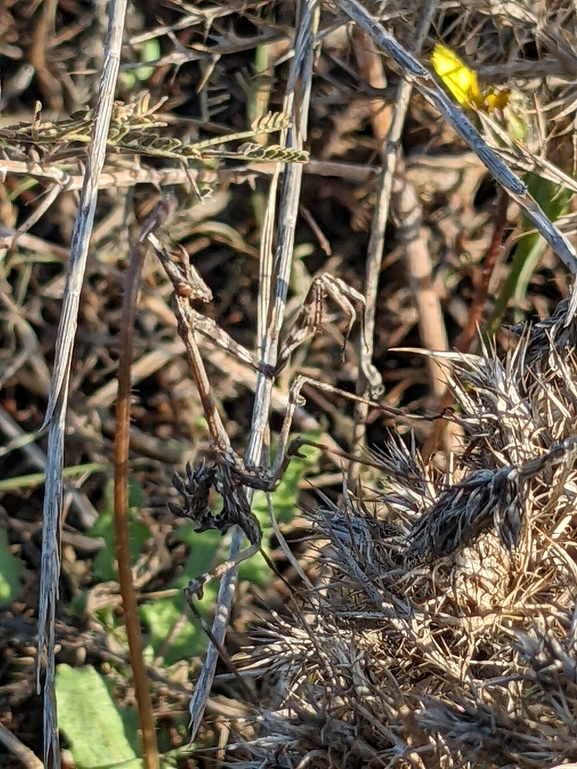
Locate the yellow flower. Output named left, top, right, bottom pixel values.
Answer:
left=431, top=43, right=509, bottom=113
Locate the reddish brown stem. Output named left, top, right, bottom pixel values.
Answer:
left=114, top=240, right=159, bottom=769
left=423, top=189, right=508, bottom=460
left=454, top=187, right=509, bottom=354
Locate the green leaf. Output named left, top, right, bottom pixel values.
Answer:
left=0, top=528, right=23, bottom=606
left=120, top=37, right=160, bottom=89
left=140, top=530, right=222, bottom=666
left=56, top=664, right=143, bottom=769
left=134, top=39, right=159, bottom=82
left=487, top=176, right=572, bottom=334
left=88, top=479, right=151, bottom=582
left=242, top=435, right=321, bottom=586
left=140, top=583, right=219, bottom=665
left=254, top=435, right=322, bottom=526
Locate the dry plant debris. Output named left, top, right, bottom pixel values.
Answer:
left=233, top=304, right=577, bottom=767
left=2, top=0, right=577, bottom=766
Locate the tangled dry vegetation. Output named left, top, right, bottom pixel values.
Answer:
left=234, top=303, right=577, bottom=768
left=2, top=0, right=577, bottom=767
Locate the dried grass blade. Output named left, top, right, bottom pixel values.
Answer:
left=37, top=1, right=128, bottom=765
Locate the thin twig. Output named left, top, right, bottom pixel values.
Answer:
left=29, top=0, right=62, bottom=111
left=0, top=722, right=44, bottom=769
left=0, top=155, right=382, bottom=191
left=37, top=2, right=128, bottom=765
left=114, top=201, right=178, bottom=769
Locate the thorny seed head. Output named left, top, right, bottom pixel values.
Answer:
left=229, top=301, right=577, bottom=769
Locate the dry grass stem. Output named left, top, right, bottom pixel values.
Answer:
left=184, top=0, right=320, bottom=743
left=38, top=2, right=128, bottom=765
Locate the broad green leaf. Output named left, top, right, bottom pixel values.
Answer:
left=140, top=531, right=222, bottom=665
left=140, top=583, right=218, bottom=664
left=252, top=435, right=322, bottom=526
left=88, top=479, right=150, bottom=581
left=56, top=664, right=143, bottom=769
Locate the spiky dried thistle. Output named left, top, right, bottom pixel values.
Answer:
left=229, top=302, right=577, bottom=769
